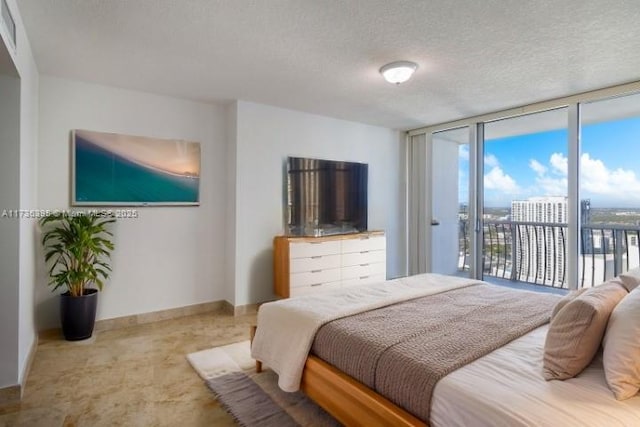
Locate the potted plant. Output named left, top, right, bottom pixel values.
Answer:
left=40, top=212, right=115, bottom=341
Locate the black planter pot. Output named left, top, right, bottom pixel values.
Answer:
left=60, top=289, right=98, bottom=341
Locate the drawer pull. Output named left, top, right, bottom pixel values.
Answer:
left=360, top=263, right=369, bottom=267
left=310, top=283, right=323, bottom=287
left=311, top=269, right=322, bottom=273
left=310, top=242, right=323, bottom=245
left=359, top=250, right=369, bottom=254
left=360, top=237, right=370, bottom=240
left=311, top=256, right=322, bottom=259
left=359, top=275, right=370, bottom=280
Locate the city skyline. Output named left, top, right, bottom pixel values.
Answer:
left=459, top=116, right=640, bottom=208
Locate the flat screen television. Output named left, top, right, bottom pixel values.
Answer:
left=286, top=156, right=368, bottom=236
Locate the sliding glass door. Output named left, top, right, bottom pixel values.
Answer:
left=429, top=127, right=470, bottom=276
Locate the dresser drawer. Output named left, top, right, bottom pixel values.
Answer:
left=341, top=235, right=386, bottom=254
left=342, top=274, right=386, bottom=288
left=290, top=268, right=341, bottom=288
left=290, top=254, right=341, bottom=273
left=341, top=249, right=386, bottom=267
left=341, top=262, right=386, bottom=280
left=289, top=240, right=341, bottom=258
left=289, top=281, right=342, bottom=297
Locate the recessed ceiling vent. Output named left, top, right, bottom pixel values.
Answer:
left=1, top=0, right=16, bottom=50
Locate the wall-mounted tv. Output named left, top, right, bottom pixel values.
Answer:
left=286, top=156, right=368, bottom=236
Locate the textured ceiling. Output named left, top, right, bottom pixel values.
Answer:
left=17, top=0, right=640, bottom=130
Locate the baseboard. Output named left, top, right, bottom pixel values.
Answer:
left=94, top=300, right=229, bottom=331
left=39, top=300, right=229, bottom=338
left=233, top=303, right=260, bottom=316
left=20, top=335, right=38, bottom=396
left=38, top=299, right=260, bottom=339
left=221, top=300, right=234, bottom=315
left=0, top=384, right=20, bottom=405
left=0, top=335, right=38, bottom=404
left=221, top=301, right=261, bottom=316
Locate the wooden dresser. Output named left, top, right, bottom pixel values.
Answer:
left=273, top=231, right=386, bottom=298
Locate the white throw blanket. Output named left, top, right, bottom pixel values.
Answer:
left=251, top=273, right=481, bottom=392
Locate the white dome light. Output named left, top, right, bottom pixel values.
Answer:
left=379, top=61, right=418, bottom=84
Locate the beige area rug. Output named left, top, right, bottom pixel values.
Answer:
left=187, top=341, right=340, bottom=427
left=187, top=340, right=256, bottom=380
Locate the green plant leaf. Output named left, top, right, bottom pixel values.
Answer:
left=40, top=213, right=116, bottom=295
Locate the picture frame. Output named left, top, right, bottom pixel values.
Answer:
left=71, top=129, right=201, bottom=206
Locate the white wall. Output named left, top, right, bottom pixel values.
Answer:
left=15, top=15, right=39, bottom=388
left=36, top=77, right=228, bottom=328
left=233, top=101, right=406, bottom=305
left=0, top=0, right=40, bottom=390
left=36, top=88, right=407, bottom=320
left=0, top=73, right=21, bottom=389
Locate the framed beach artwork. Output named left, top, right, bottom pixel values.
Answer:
left=71, top=130, right=201, bottom=206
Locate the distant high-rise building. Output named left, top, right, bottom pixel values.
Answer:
left=511, top=196, right=567, bottom=284
left=581, top=199, right=591, bottom=225
left=580, top=199, right=595, bottom=254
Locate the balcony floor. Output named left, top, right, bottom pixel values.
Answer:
left=485, top=276, right=568, bottom=295
left=453, top=271, right=569, bottom=295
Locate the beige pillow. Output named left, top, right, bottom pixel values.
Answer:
left=619, top=267, right=640, bottom=292
left=543, top=281, right=628, bottom=380
left=551, top=288, right=588, bottom=320
left=603, top=287, right=640, bottom=400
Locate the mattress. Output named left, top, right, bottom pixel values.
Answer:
left=430, top=325, right=640, bottom=427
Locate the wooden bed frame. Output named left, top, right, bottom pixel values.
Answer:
left=250, top=325, right=426, bottom=426
left=300, top=355, right=427, bottom=427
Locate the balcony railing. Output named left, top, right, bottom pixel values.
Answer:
left=458, top=220, right=640, bottom=288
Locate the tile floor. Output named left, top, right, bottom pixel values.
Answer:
left=0, top=311, right=257, bottom=427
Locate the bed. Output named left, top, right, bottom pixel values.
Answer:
left=251, top=273, right=640, bottom=426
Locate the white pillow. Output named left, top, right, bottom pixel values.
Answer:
left=618, top=267, right=640, bottom=292
left=603, top=287, right=640, bottom=400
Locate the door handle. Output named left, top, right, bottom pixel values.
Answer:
left=431, top=219, right=440, bottom=226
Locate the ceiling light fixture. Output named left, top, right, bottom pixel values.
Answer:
left=379, top=61, right=418, bottom=84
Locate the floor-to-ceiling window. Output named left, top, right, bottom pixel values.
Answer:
left=579, top=92, right=640, bottom=287
left=483, top=108, right=569, bottom=287
left=408, top=82, right=640, bottom=290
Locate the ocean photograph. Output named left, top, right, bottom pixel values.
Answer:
left=73, top=130, right=200, bottom=205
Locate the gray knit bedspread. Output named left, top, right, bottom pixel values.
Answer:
left=310, top=283, right=560, bottom=422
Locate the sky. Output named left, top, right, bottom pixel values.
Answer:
left=459, top=116, right=640, bottom=208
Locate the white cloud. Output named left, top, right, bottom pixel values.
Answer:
left=581, top=153, right=640, bottom=198
left=484, top=166, right=520, bottom=193
left=483, top=155, right=520, bottom=197
left=529, top=159, right=547, bottom=176
left=550, top=152, right=567, bottom=175
left=459, top=145, right=469, bottom=160
left=484, top=154, right=499, bottom=167
left=529, top=154, right=567, bottom=196
left=536, top=176, right=567, bottom=197
left=529, top=152, right=640, bottom=203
